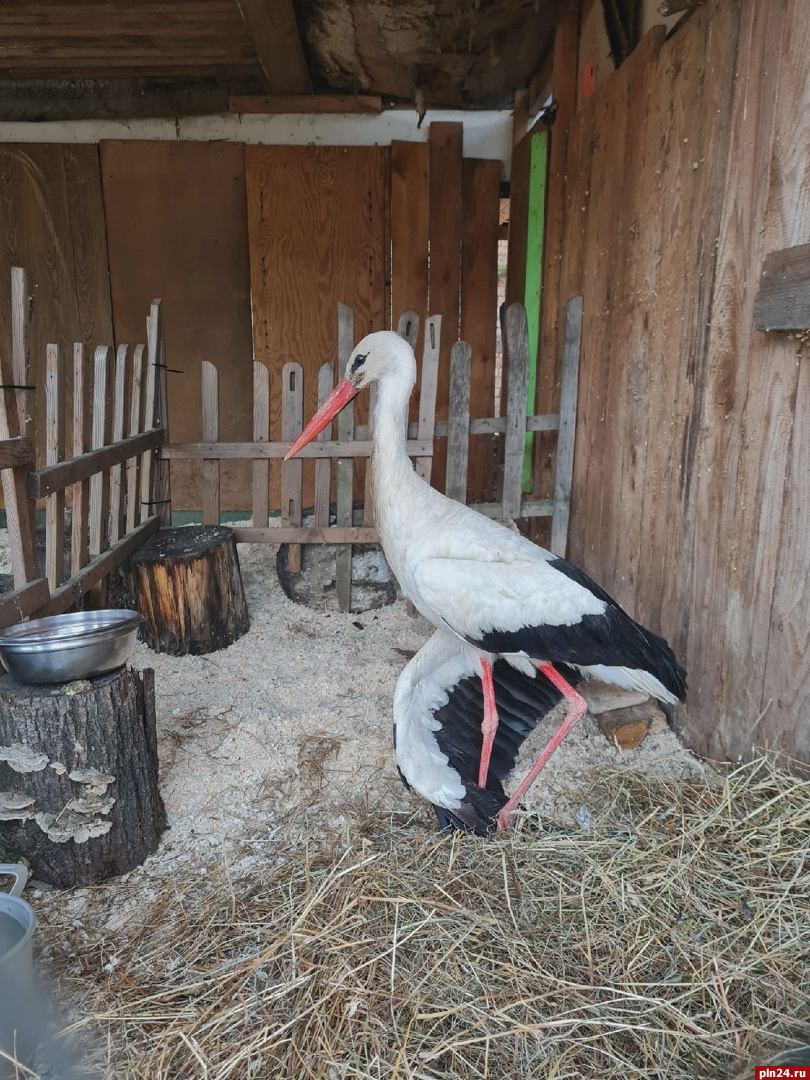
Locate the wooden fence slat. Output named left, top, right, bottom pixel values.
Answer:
left=201, top=360, right=220, bottom=526
left=0, top=438, right=33, bottom=469
left=46, top=515, right=160, bottom=617
left=445, top=341, right=472, bottom=504
left=362, top=381, right=377, bottom=526
left=234, top=526, right=379, bottom=545
left=502, top=304, right=530, bottom=521
left=252, top=362, right=270, bottom=527
left=335, top=302, right=355, bottom=611
left=396, top=310, right=420, bottom=350
left=88, top=345, right=112, bottom=607
left=550, top=295, right=583, bottom=557
left=281, top=361, right=304, bottom=572
left=109, top=344, right=128, bottom=544
left=354, top=415, right=560, bottom=440
left=473, top=499, right=554, bottom=520
left=0, top=578, right=50, bottom=630
left=45, top=343, right=66, bottom=590
left=10, top=267, right=32, bottom=441
left=314, top=362, right=334, bottom=528
left=125, top=343, right=145, bottom=533
left=151, top=299, right=172, bottom=526
left=161, top=438, right=433, bottom=460
left=415, top=315, right=441, bottom=483
left=32, top=429, right=164, bottom=499
left=70, top=343, right=91, bottom=577
left=0, top=267, right=36, bottom=587
left=140, top=316, right=159, bottom=519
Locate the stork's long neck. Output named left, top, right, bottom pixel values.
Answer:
left=369, top=365, right=426, bottom=554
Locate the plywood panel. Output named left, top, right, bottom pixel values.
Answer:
left=428, top=122, right=463, bottom=494
left=245, top=144, right=387, bottom=511
left=546, top=0, right=810, bottom=762
left=0, top=144, right=113, bottom=470
left=101, top=140, right=253, bottom=511
left=460, top=157, right=500, bottom=502
left=391, top=140, right=429, bottom=427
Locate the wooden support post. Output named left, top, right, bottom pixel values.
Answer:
left=140, top=323, right=158, bottom=522
left=108, top=344, right=128, bottom=544
left=445, top=341, right=472, bottom=504
left=251, top=362, right=270, bottom=527
left=522, top=130, right=549, bottom=491
left=550, top=295, right=582, bottom=557
left=314, top=363, right=334, bottom=527
left=0, top=667, right=166, bottom=888
left=71, top=343, right=91, bottom=576
left=0, top=268, right=36, bottom=587
left=125, top=344, right=145, bottom=534
left=335, top=304, right=355, bottom=612
left=502, top=305, right=530, bottom=521
left=88, top=346, right=112, bottom=607
left=44, top=343, right=66, bottom=590
left=415, top=315, right=441, bottom=484
left=150, top=301, right=172, bottom=526
left=280, top=362, right=304, bottom=572
left=201, top=360, right=220, bottom=526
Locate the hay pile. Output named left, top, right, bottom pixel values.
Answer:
left=37, top=755, right=810, bottom=1078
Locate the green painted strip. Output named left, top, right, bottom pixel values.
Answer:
left=522, top=131, right=548, bottom=492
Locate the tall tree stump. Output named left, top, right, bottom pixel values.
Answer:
left=127, top=525, right=250, bottom=655
left=0, top=668, right=165, bottom=888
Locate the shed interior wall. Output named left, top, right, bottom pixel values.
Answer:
left=536, top=0, right=809, bottom=763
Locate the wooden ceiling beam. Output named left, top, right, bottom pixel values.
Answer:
left=0, top=75, right=266, bottom=122
left=235, top=0, right=311, bottom=94
left=228, top=94, right=382, bottom=114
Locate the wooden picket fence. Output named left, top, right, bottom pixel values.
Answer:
left=0, top=271, right=581, bottom=624
left=162, top=298, right=583, bottom=610
left=0, top=268, right=168, bottom=629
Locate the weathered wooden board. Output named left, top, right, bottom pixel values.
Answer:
left=101, top=140, right=253, bottom=511
left=460, top=157, right=501, bottom=502
left=245, top=145, right=387, bottom=512
left=428, top=123, right=463, bottom=494
left=547, top=0, right=809, bottom=762
left=0, top=145, right=113, bottom=472
left=391, top=141, right=429, bottom=419
left=529, top=6, right=582, bottom=549
left=754, top=243, right=810, bottom=330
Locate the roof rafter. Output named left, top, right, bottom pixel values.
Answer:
left=235, top=0, right=311, bottom=95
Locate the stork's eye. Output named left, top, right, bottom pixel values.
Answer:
left=350, top=353, right=368, bottom=377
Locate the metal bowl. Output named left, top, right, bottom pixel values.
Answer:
left=0, top=610, right=143, bottom=685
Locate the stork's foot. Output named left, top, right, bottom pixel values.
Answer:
left=495, top=662, right=588, bottom=829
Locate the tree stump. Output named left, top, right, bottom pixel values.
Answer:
left=127, top=524, right=250, bottom=655
left=0, top=667, right=166, bottom=888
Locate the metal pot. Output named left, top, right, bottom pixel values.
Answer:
left=0, top=863, right=37, bottom=1076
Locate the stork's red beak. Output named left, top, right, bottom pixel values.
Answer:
left=284, top=377, right=359, bottom=460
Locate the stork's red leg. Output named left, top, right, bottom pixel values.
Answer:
left=477, top=657, right=499, bottom=788
left=496, top=663, right=587, bottom=830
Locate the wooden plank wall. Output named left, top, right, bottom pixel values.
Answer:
left=245, top=145, right=387, bottom=512
left=543, top=0, right=810, bottom=763
left=0, top=145, right=113, bottom=466
left=391, top=126, right=501, bottom=501
left=100, top=141, right=254, bottom=511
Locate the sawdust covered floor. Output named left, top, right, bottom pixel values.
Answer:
left=4, top=536, right=809, bottom=1077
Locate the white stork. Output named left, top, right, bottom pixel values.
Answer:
left=393, top=628, right=581, bottom=834
left=286, top=331, right=686, bottom=830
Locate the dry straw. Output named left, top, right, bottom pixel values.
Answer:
left=36, top=754, right=810, bottom=1078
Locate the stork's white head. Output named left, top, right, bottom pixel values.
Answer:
left=344, top=330, right=417, bottom=392
left=284, top=330, right=417, bottom=461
